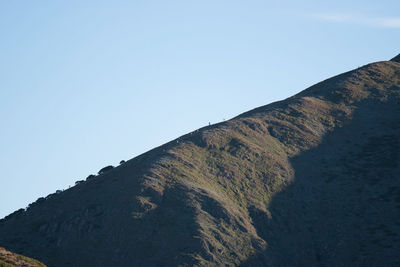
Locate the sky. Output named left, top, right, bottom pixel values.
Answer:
left=0, top=0, right=399, bottom=219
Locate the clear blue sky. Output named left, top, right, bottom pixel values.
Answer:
left=0, top=0, right=399, bottom=218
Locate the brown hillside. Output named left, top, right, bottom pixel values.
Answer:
left=0, top=57, right=399, bottom=266
left=0, top=247, right=46, bottom=267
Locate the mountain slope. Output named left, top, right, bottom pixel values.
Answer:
left=0, top=57, right=399, bottom=266
left=391, top=53, right=400, bottom=62
left=0, top=247, right=46, bottom=267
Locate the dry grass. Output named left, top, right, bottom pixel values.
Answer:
left=0, top=248, right=46, bottom=267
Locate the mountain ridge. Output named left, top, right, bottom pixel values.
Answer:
left=0, top=56, right=399, bottom=266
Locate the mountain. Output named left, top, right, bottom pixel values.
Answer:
left=0, top=247, right=46, bottom=267
left=0, top=55, right=399, bottom=266
left=391, top=53, right=400, bottom=62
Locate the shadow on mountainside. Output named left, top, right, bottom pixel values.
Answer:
left=242, top=96, right=400, bottom=266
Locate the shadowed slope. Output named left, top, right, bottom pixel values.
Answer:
left=391, top=53, right=400, bottom=62
left=0, top=58, right=399, bottom=266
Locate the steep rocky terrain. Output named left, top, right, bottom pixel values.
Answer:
left=0, top=55, right=399, bottom=266
left=0, top=247, right=46, bottom=267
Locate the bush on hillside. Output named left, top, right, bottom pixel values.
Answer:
left=98, top=165, right=114, bottom=175
left=86, top=174, right=96, bottom=181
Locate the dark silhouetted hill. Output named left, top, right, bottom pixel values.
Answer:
left=391, top=53, right=400, bottom=62
left=0, top=55, right=399, bottom=266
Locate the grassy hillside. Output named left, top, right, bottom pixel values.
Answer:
left=0, top=57, right=399, bottom=266
left=0, top=247, right=46, bottom=267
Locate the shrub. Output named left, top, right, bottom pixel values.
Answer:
left=36, top=197, right=45, bottom=203
left=98, top=165, right=114, bottom=175
left=86, top=174, right=96, bottom=181
left=4, top=209, right=25, bottom=220
left=45, top=193, right=56, bottom=200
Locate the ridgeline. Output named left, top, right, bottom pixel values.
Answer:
left=1, top=55, right=399, bottom=266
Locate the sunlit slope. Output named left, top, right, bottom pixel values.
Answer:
left=0, top=247, right=46, bottom=267
left=0, top=58, right=399, bottom=266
